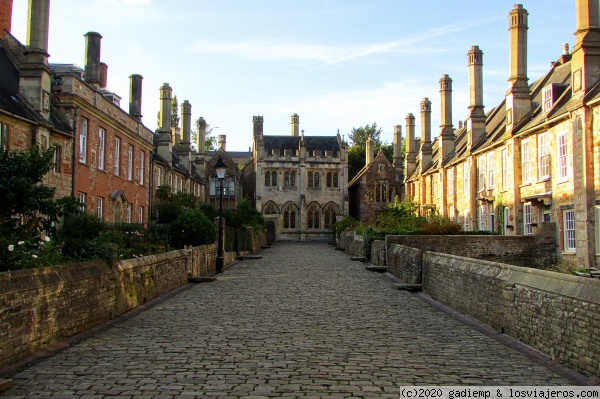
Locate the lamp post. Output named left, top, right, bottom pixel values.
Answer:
left=214, top=155, right=227, bottom=274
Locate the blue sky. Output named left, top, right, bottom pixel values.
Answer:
left=11, top=1, right=574, bottom=151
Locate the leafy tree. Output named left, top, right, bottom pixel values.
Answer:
left=0, top=146, right=78, bottom=270
left=171, top=95, right=180, bottom=129
left=348, top=122, right=382, bottom=148
left=169, top=209, right=216, bottom=248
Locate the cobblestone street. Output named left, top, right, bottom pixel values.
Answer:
left=2, top=242, right=572, bottom=398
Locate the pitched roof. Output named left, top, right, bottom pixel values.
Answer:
left=263, top=135, right=340, bottom=155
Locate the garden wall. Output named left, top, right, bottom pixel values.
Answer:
left=423, top=252, right=600, bottom=379
left=387, top=244, right=422, bottom=284
left=385, top=222, right=557, bottom=268
left=0, top=243, right=227, bottom=371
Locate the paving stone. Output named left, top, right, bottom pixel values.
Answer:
left=0, top=243, right=573, bottom=398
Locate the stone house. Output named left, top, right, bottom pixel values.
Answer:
left=348, top=132, right=403, bottom=224
left=401, top=1, right=600, bottom=270
left=0, top=3, right=72, bottom=199
left=248, top=114, right=349, bottom=241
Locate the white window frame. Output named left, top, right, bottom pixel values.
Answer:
left=437, top=173, right=441, bottom=199
left=521, top=139, right=531, bottom=184
left=78, top=192, right=86, bottom=211
left=501, top=148, right=508, bottom=191
left=488, top=204, right=495, bottom=232
left=464, top=209, right=470, bottom=232
left=79, top=118, right=88, bottom=163
left=542, top=85, right=553, bottom=112
left=114, top=137, right=121, bottom=176
left=487, top=151, right=495, bottom=189
left=478, top=204, right=486, bottom=231
left=523, top=202, right=533, bottom=236
left=98, top=128, right=105, bottom=170
left=156, top=168, right=162, bottom=187
left=126, top=203, right=132, bottom=223
left=447, top=169, right=454, bottom=196
left=463, top=159, right=470, bottom=197
left=138, top=206, right=144, bottom=224
left=96, top=197, right=103, bottom=219
left=563, top=209, right=576, bottom=251
left=538, top=133, right=550, bottom=180
left=557, top=130, right=568, bottom=182
left=127, top=144, right=134, bottom=181
left=449, top=205, right=454, bottom=221
left=139, top=150, right=145, bottom=185
left=477, top=156, right=485, bottom=192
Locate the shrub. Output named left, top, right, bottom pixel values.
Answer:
left=421, top=215, right=463, bottom=235
left=170, top=209, right=216, bottom=248
left=331, top=215, right=358, bottom=238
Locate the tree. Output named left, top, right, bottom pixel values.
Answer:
left=348, top=122, right=383, bottom=148
left=155, top=95, right=180, bottom=130
left=190, top=117, right=217, bottom=152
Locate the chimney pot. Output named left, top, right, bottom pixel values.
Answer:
left=84, top=32, right=102, bottom=85
left=129, top=74, right=143, bottom=121
left=99, top=62, right=108, bottom=88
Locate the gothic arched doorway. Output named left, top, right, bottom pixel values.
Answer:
left=265, top=221, right=275, bottom=244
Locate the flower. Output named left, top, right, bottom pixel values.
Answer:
left=7, top=245, right=14, bottom=251
left=17, top=241, right=25, bottom=246
left=44, top=236, right=51, bottom=242
left=31, top=254, right=38, bottom=259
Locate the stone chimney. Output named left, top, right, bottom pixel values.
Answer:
left=157, top=83, right=173, bottom=164
left=404, top=113, right=417, bottom=178
left=291, top=113, right=299, bottom=137
left=571, top=0, right=600, bottom=99
left=253, top=115, right=264, bottom=138
left=129, top=74, right=143, bottom=122
left=439, top=74, right=455, bottom=161
left=393, top=125, right=404, bottom=178
left=506, top=4, right=531, bottom=132
left=466, top=45, right=486, bottom=150
left=0, top=0, right=12, bottom=39
left=419, top=98, right=432, bottom=168
left=197, top=117, right=206, bottom=155
left=179, top=100, right=192, bottom=170
left=84, top=32, right=102, bottom=87
left=218, top=134, right=226, bottom=151
left=99, top=62, right=108, bottom=88
left=19, top=0, right=52, bottom=122
left=366, top=135, right=374, bottom=165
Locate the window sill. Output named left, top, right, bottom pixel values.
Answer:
left=561, top=250, right=576, bottom=255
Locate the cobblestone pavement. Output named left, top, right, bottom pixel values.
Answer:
left=2, top=242, right=571, bottom=398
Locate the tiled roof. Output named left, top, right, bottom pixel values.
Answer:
left=263, top=135, right=340, bottom=155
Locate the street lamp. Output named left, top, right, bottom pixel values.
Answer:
left=214, top=155, right=227, bottom=274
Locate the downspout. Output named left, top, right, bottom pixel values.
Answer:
left=148, top=152, right=154, bottom=222
left=71, top=106, right=79, bottom=198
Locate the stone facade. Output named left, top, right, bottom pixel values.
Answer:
left=252, top=114, right=349, bottom=241
left=400, top=1, right=600, bottom=270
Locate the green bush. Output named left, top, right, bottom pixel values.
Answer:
left=421, top=215, right=462, bottom=235
left=331, top=215, right=358, bottom=238
left=170, top=209, right=216, bottom=248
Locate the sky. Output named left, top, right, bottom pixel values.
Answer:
left=10, top=1, right=576, bottom=151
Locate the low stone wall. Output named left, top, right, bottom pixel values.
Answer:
left=344, top=234, right=364, bottom=257
left=386, top=222, right=557, bottom=268
left=387, top=244, right=422, bottom=284
left=0, top=243, right=226, bottom=370
left=370, top=240, right=387, bottom=266
left=423, top=252, right=600, bottom=379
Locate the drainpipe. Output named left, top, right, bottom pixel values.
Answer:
left=71, top=106, right=79, bottom=198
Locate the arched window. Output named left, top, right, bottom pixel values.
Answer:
left=333, top=172, right=339, bottom=188
left=282, top=203, right=297, bottom=229
left=284, top=171, right=290, bottom=188
left=228, top=179, right=235, bottom=196
left=326, top=172, right=332, bottom=188
left=381, top=182, right=387, bottom=202
left=263, top=202, right=278, bottom=215
left=209, top=179, right=216, bottom=196
left=308, top=171, right=313, bottom=187
left=265, top=171, right=271, bottom=187
left=290, top=171, right=296, bottom=188
left=314, top=172, right=320, bottom=188
left=307, top=203, right=321, bottom=229
left=323, top=203, right=339, bottom=229
left=271, top=170, right=278, bottom=187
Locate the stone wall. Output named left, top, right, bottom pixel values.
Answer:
left=423, top=252, right=600, bottom=379
left=387, top=245, right=422, bottom=284
left=370, top=240, right=387, bottom=266
left=0, top=244, right=222, bottom=370
left=385, top=222, right=557, bottom=268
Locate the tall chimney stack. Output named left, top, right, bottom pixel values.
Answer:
left=466, top=45, right=486, bottom=150
left=571, top=0, right=600, bottom=98
left=129, top=74, right=143, bottom=122
left=0, top=0, right=13, bottom=39
left=506, top=4, right=531, bottom=132
left=393, top=125, right=404, bottom=178
left=366, top=135, right=374, bottom=166
left=19, top=0, right=51, bottom=122
left=157, top=83, right=173, bottom=164
left=99, top=62, right=108, bottom=88
left=197, top=117, right=206, bottom=155
left=218, top=134, right=226, bottom=151
left=179, top=100, right=192, bottom=170
left=439, top=74, right=455, bottom=161
left=291, top=113, right=299, bottom=137
left=84, top=32, right=102, bottom=87
left=419, top=97, right=432, bottom=168
left=404, top=113, right=417, bottom=178
left=253, top=115, right=264, bottom=138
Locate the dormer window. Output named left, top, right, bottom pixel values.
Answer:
left=543, top=86, right=553, bottom=112
left=542, top=83, right=567, bottom=113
